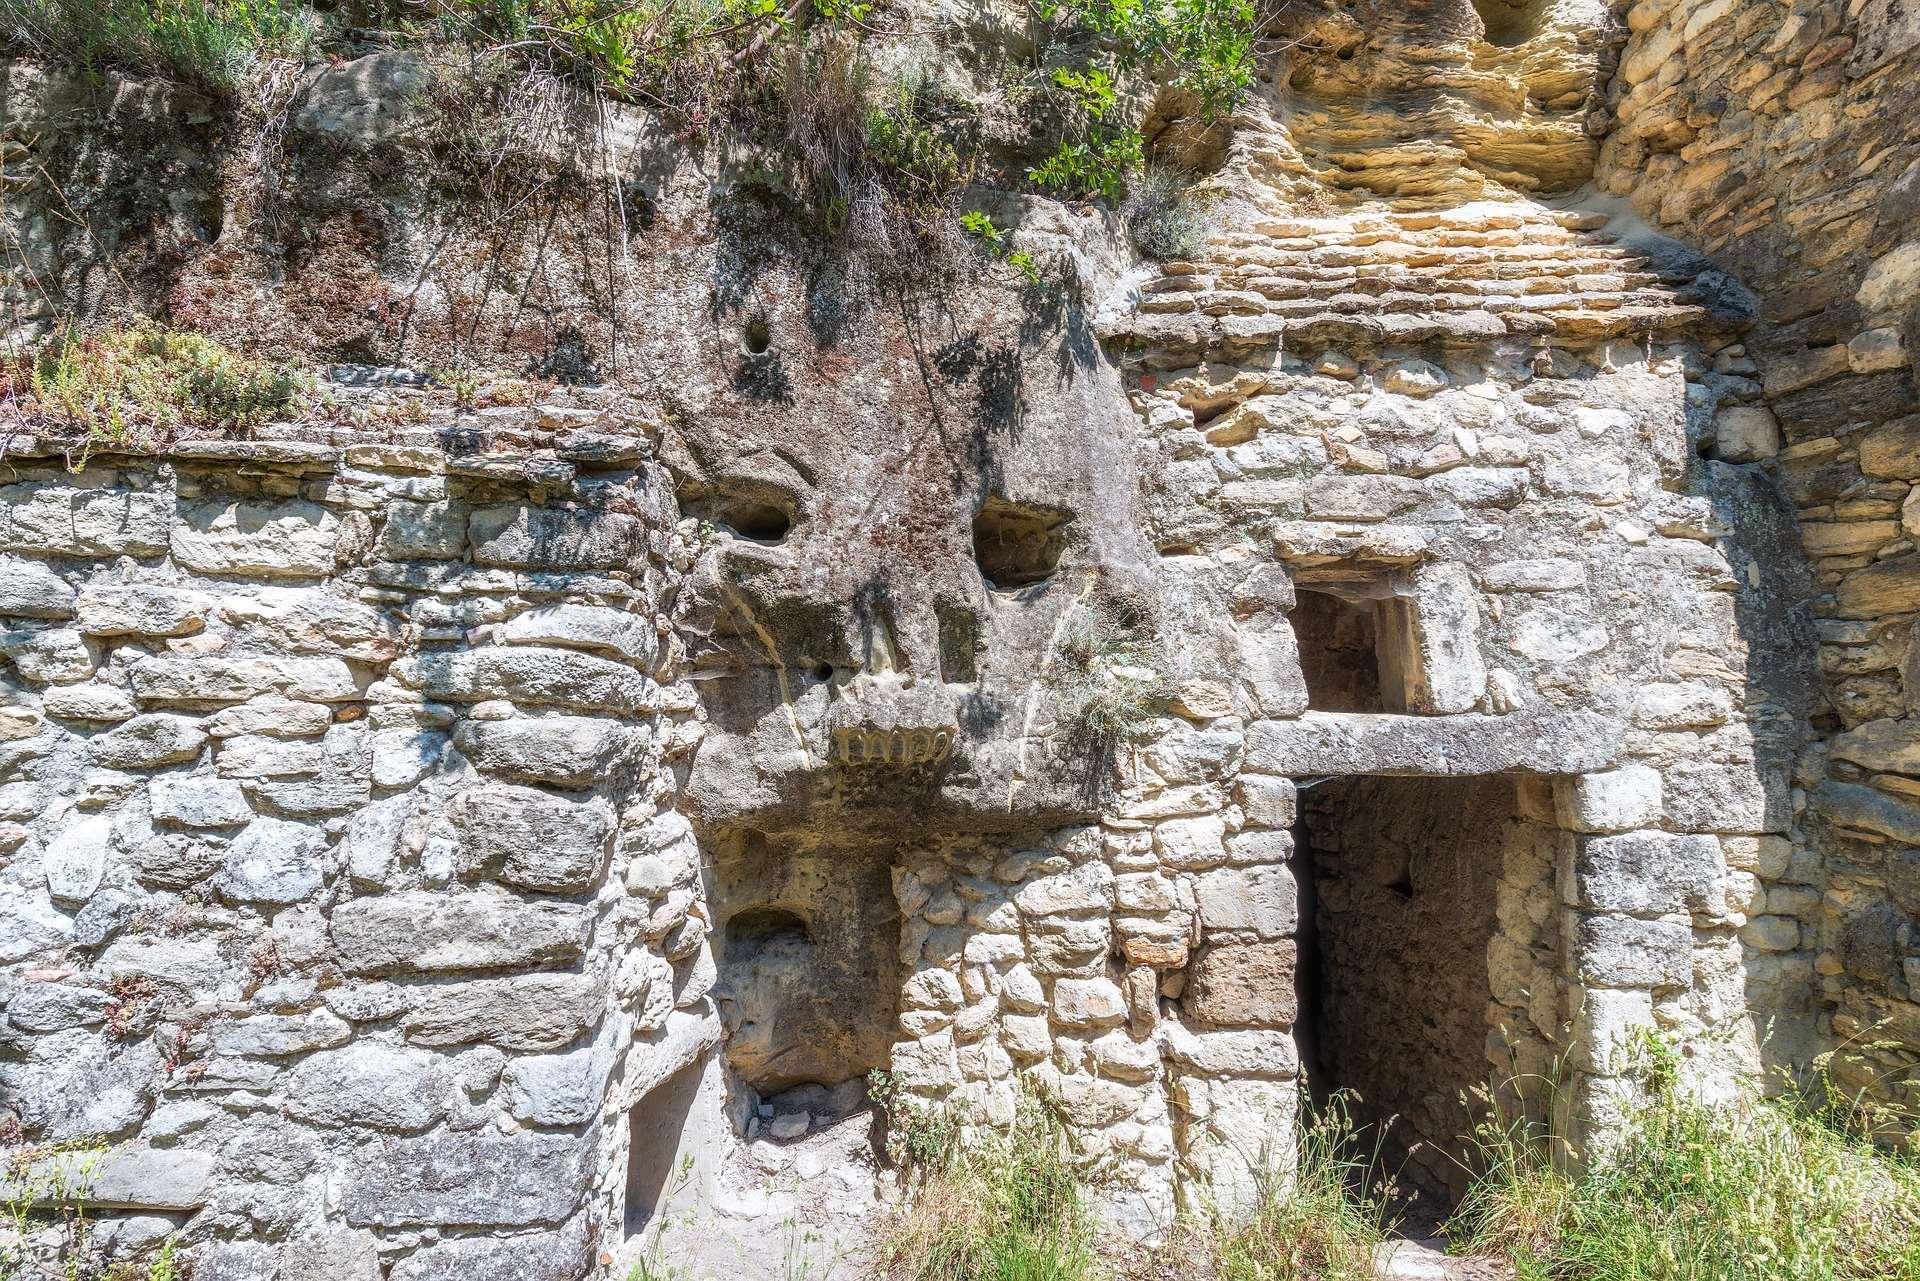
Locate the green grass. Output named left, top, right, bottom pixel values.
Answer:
left=0, top=0, right=313, bottom=96
left=1193, top=1091, right=1388, bottom=1281
left=1451, top=1039, right=1920, bottom=1281
left=880, top=1091, right=1102, bottom=1281
left=6, top=323, right=311, bottom=446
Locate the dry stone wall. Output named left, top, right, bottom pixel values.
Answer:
left=0, top=396, right=718, bottom=1279
left=1598, top=0, right=1920, bottom=1118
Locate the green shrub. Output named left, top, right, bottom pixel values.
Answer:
left=1122, top=165, right=1211, bottom=261
left=1451, top=1037, right=1920, bottom=1281
left=0, top=0, right=313, bottom=96
left=8, top=324, right=311, bottom=446
left=880, top=1090, right=1101, bottom=1281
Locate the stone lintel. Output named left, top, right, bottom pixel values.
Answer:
left=1244, top=710, right=1623, bottom=778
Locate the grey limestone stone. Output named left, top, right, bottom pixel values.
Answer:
left=331, top=892, right=590, bottom=974
left=449, top=785, right=613, bottom=893
left=342, top=1129, right=593, bottom=1227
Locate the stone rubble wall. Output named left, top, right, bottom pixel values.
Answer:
left=0, top=397, right=725, bottom=1280
left=1598, top=0, right=1920, bottom=1114
left=1108, top=310, right=1816, bottom=1179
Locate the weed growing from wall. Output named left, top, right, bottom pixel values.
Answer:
left=0, top=0, right=315, bottom=98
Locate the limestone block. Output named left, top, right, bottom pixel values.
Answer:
left=1016, top=862, right=1114, bottom=916
left=401, top=973, right=601, bottom=1052
left=889, top=1028, right=960, bottom=1092
left=1480, top=559, right=1587, bottom=593
left=379, top=500, right=468, bottom=560
left=1305, top=473, right=1425, bottom=521
left=1556, top=765, right=1663, bottom=833
left=1002, top=1013, right=1053, bottom=1059
left=1246, top=710, right=1622, bottom=777
left=1382, top=359, right=1447, bottom=396
left=1859, top=416, right=1920, bottom=480
left=43, top=683, right=138, bottom=723
left=43, top=814, right=111, bottom=905
left=1, top=1148, right=214, bottom=1211
left=1052, top=976, right=1127, bottom=1028
left=1740, top=915, right=1800, bottom=952
left=1815, top=781, right=1920, bottom=844
left=89, top=713, right=207, bottom=769
left=448, top=785, right=612, bottom=893
left=343, top=1130, right=591, bottom=1227
left=130, top=654, right=362, bottom=705
left=1830, top=718, right=1920, bottom=776
left=1662, top=761, right=1783, bottom=834
left=1001, top=963, right=1045, bottom=1013
left=370, top=728, right=447, bottom=788
left=206, top=697, right=336, bottom=738
left=1160, top=1021, right=1299, bottom=1077
left=75, top=585, right=211, bottom=636
left=1224, top=829, right=1293, bottom=867
left=453, top=716, right=635, bottom=788
left=1566, top=831, right=1723, bottom=914
left=902, top=968, right=964, bottom=1011
left=1184, top=941, right=1298, bottom=1027
left=1088, top=1027, right=1160, bottom=1081
left=388, top=1216, right=592, bottom=1281
left=1573, top=914, right=1692, bottom=989
left=331, top=892, right=589, bottom=974
left=0, top=558, right=74, bottom=619
left=4, top=981, right=110, bottom=1032
left=1834, top=554, right=1920, bottom=619
left=1569, top=987, right=1654, bottom=1073
left=1193, top=865, right=1296, bottom=938
left=392, top=648, right=650, bottom=713
left=281, top=1230, right=382, bottom=1281
left=1113, top=873, right=1177, bottom=913
left=172, top=501, right=340, bottom=578
left=1152, top=814, right=1228, bottom=870
left=1236, top=624, right=1309, bottom=717
left=0, top=892, right=72, bottom=963
left=469, top=506, right=642, bottom=569
left=210, top=1010, right=352, bottom=1057
left=1233, top=775, right=1296, bottom=829
left=1629, top=682, right=1733, bottom=730
left=218, top=817, right=329, bottom=904
left=0, top=627, right=95, bottom=683
left=220, top=589, right=400, bottom=663
left=501, top=603, right=658, bottom=666
left=502, top=1048, right=611, bottom=1127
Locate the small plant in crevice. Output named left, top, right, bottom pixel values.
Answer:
left=868, top=1069, right=960, bottom=1179
left=960, top=212, right=1040, bottom=286
left=1122, top=164, right=1214, bottom=261
left=0, top=0, right=316, bottom=98
left=625, top=1153, right=697, bottom=1281
left=878, top=1088, right=1102, bottom=1281
left=1047, top=600, right=1170, bottom=750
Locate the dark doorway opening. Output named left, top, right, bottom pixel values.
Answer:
left=1292, top=774, right=1520, bottom=1221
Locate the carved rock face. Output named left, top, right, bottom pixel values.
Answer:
left=661, top=267, right=1154, bottom=836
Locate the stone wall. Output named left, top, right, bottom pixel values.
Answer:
left=1598, top=0, right=1920, bottom=1116
left=0, top=398, right=716, bottom=1278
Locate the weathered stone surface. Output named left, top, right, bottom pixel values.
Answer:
left=172, top=501, right=340, bottom=577
left=211, top=1010, right=352, bottom=1057
left=285, top=1043, right=449, bottom=1130
left=1568, top=832, right=1723, bottom=915
left=380, top=500, right=468, bottom=559
left=401, top=973, right=600, bottom=1051
left=392, top=649, right=649, bottom=713
left=1193, top=865, right=1297, bottom=938
left=0, top=558, right=75, bottom=619
left=449, top=786, right=613, bottom=892
left=501, top=1048, right=610, bottom=1126
left=453, top=716, right=634, bottom=788
left=88, top=713, right=207, bottom=769
left=331, top=893, right=589, bottom=974
left=130, top=655, right=362, bottom=705
left=1830, top=719, right=1920, bottom=776
left=388, top=1216, right=592, bottom=1281
left=75, top=585, right=211, bottom=636
left=1574, top=915, right=1692, bottom=989
left=343, top=1130, right=592, bottom=1227
left=1245, top=711, right=1622, bottom=776
left=1161, top=1021, right=1299, bottom=1077
left=2, top=1148, right=215, bottom=1211
left=1185, top=941, right=1297, bottom=1027
left=500, top=604, right=657, bottom=666
left=468, top=505, right=641, bottom=570
left=218, top=817, right=329, bottom=904
left=43, top=814, right=112, bottom=904
left=1557, top=766, right=1664, bottom=834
